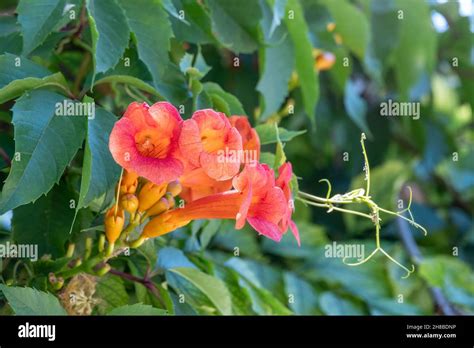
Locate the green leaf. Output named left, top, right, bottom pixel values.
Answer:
left=344, top=79, right=371, bottom=137
left=12, top=182, right=76, bottom=257
left=86, top=0, right=130, bottom=78
left=255, top=123, right=306, bottom=145
left=319, top=292, right=365, bottom=315
left=269, top=0, right=288, bottom=36
left=223, top=262, right=292, bottom=315
left=162, top=0, right=187, bottom=23
left=0, top=285, right=67, bottom=315
left=322, top=0, right=370, bottom=60
left=0, top=53, right=69, bottom=104
left=284, top=0, right=318, bottom=124
left=118, top=0, right=173, bottom=92
left=211, top=221, right=262, bottom=257
left=95, top=75, right=159, bottom=97
left=214, top=264, right=255, bottom=315
left=107, top=304, right=168, bottom=315
left=419, top=256, right=474, bottom=290
left=369, top=298, right=422, bottom=315
left=156, top=247, right=197, bottom=271
left=167, top=267, right=232, bottom=315
left=369, top=0, right=401, bottom=68
left=96, top=274, right=129, bottom=311
left=206, top=0, right=262, bottom=53
left=199, top=219, right=221, bottom=250
left=284, top=272, right=319, bottom=314
left=0, top=90, right=86, bottom=214
left=170, top=0, right=215, bottom=44
left=0, top=16, right=20, bottom=37
left=17, top=0, right=66, bottom=55
left=0, top=32, right=23, bottom=55
left=393, top=0, right=436, bottom=100
left=203, top=82, right=245, bottom=115
left=257, top=2, right=294, bottom=120
left=78, top=102, right=121, bottom=209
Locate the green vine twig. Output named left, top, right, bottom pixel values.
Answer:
left=298, top=133, right=427, bottom=278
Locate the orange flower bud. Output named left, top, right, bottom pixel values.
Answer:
left=138, top=182, right=168, bottom=212
left=104, top=207, right=125, bottom=244
left=122, top=170, right=139, bottom=186
left=142, top=213, right=191, bottom=238
left=120, top=171, right=139, bottom=194
left=120, top=180, right=138, bottom=194
left=120, top=194, right=139, bottom=214
left=167, top=180, right=182, bottom=197
left=147, top=197, right=169, bottom=217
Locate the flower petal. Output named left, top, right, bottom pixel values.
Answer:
left=247, top=217, right=283, bottom=242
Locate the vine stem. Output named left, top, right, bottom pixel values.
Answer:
left=360, top=133, right=370, bottom=196
left=296, top=133, right=426, bottom=278
left=108, top=268, right=166, bottom=308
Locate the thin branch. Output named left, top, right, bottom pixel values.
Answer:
left=108, top=268, right=166, bottom=308
left=396, top=212, right=460, bottom=315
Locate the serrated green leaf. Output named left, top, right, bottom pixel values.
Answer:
left=0, top=16, right=20, bottom=37
left=96, top=274, right=129, bottom=311
left=322, top=0, right=370, bottom=59
left=319, top=292, right=365, bottom=315
left=203, top=82, right=245, bottom=115
left=284, top=0, right=318, bottom=125
left=393, top=0, right=436, bottom=100
left=344, top=79, right=371, bottom=137
left=214, top=264, right=255, bottom=315
left=170, top=0, right=214, bottom=44
left=0, top=284, right=67, bottom=315
left=257, top=1, right=294, bottom=121
left=78, top=102, right=121, bottom=209
left=255, top=123, right=306, bottom=145
left=0, top=53, right=69, bottom=104
left=17, top=0, right=67, bottom=55
left=107, top=303, right=168, bottom=315
left=284, top=272, right=319, bottom=314
left=207, top=0, right=262, bottom=53
left=118, top=0, right=173, bottom=93
left=86, top=0, right=130, bottom=79
left=167, top=267, right=232, bottom=315
left=0, top=90, right=86, bottom=214
left=12, top=182, right=76, bottom=257
left=269, top=0, right=288, bottom=36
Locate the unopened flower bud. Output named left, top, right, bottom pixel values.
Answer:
left=147, top=197, right=169, bottom=217
left=120, top=170, right=139, bottom=194
left=138, top=182, right=167, bottom=212
left=96, top=263, right=111, bottom=277
left=104, top=207, right=125, bottom=244
left=167, top=180, right=182, bottom=197
left=120, top=194, right=139, bottom=214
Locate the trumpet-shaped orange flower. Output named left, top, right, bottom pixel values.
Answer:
left=276, top=162, right=300, bottom=246
left=179, top=165, right=233, bottom=202
left=229, top=116, right=260, bottom=163
left=142, top=163, right=296, bottom=243
left=179, top=109, right=242, bottom=181
left=109, top=102, right=184, bottom=185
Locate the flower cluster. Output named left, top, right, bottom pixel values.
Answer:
left=106, top=102, right=299, bottom=249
